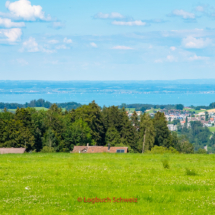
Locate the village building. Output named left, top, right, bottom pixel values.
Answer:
left=0, top=148, right=26, bottom=154
left=136, top=111, right=142, bottom=116
left=71, top=144, right=128, bottom=153
left=167, top=124, right=177, bottom=131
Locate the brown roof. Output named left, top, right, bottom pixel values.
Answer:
left=72, top=146, right=88, bottom=153
left=0, top=148, right=26, bottom=154
left=71, top=146, right=128, bottom=153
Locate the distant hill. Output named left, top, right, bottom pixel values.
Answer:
left=0, top=99, right=81, bottom=111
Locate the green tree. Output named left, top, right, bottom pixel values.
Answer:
left=210, top=133, right=215, bottom=146
left=139, top=113, right=155, bottom=152
left=30, top=109, right=47, bottom=152
left=205, top=111, right=209, bottom=121
left=153, top=112, right=173, bottom=148
left=196, top=148, right=207, bottom=154
left=105, top=127, right=121, bottom=146
left=0, top=109, right=14, bottom=121
left=71, top=101, right=105, bottom=145
left=131, top=111, right=139, bottom=128
left=140, top=107, right=147, bottom=113
left=15, top=108, right=33, bottom=130
left=42, top=128, right=57, bottom=151
left=176, top=135, right=194, bottom=154
left=175, top=104, right=184, bottom=110
left=120, top=109, right=138, bottom=151
left=0, top=119, right=34, bottom=150
left=102, top=106, right=124, bottom=133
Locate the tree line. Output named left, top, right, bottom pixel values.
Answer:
left=177, top=121, right=215, bottom=153
left=119, top=103, right=185, bottom=112
left=0, top=101, right=194, bottom=153
left=0, top=99, right=81, bottom=110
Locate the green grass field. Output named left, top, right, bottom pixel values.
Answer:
left=0, top=153, right=215, bottom=214
left=146, top=108, right=161, bottom=114
left=125, top=108, right=135, bottom=112
left=183, top=108, right=214, bottom=114
left=209, top=127, right=215, bottom=133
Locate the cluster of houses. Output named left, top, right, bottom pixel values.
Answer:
left=166, top=110, right=215, bottom=131
left=126, top=108, right=215, bottom=132
left=126, top=111, right=142, bottom=117
left=0, top=145, right=128, bottom=154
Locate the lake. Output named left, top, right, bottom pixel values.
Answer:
left=0, top=93, right=215, bottom=106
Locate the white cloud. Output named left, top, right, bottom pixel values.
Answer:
left=17, top=58, right=28, bottom=65
left=154, top=59, right=163, bottom=63
left=94, top=12, right=124, bottom=19
left=112, top=46, right=133, bottom=50
left=63, top=37, right=72, bottom=44
left=56, top=45, right=68, bottom=50
left=172, top=9, right=195, bottom=19
left=196, top=6, right=204, bottom=12
left=182, top=36, right=211, bottom=48
left=21, top=37, right=39, bottom=52
left=5, top=0, right=50, bottom=21
left=112, top=20, right=146, bottom=26
left=48, top=39, right=59, bottom=44
left=0, top=17, right=25, bottom=28
left=167, top=55, right=177, bottom=62
left=170, top=46, right=176, bottom=51
left=51, top=22, right=64, bottom=29
left=20, top=37, right=56, bottom=53
left=0, top=28, right=22, bottom=42
left=170, top=29, right=204, bottom=38
left=41, top=48, right=56, bottom=53
left=188, top=54, right=209, bottom=61
left=90, top=42, right=97, bottom=48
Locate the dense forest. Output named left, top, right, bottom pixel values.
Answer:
left=0, top=101, right=196, bottom=153
left=177, top=121, right=215, bottom=153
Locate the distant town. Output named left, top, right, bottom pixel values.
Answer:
left=125, top=107, right=215, bottom=133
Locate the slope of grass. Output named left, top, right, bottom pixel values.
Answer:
left=183, top=108, right=204, bottom=114
left=209, top=127, right=215, bottom=133
left=0, top=153, right=215, bottom=214
left=33, top=107, right=49, bottom=111
left=146, top=108, right=161, bottom=114
left=125, top=108, right=135, bottom=112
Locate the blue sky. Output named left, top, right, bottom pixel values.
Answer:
left=0, top=0, right=215, bottom=80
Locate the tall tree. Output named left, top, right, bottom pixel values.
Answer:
left=105, top=127, right=121, bottom=146
left=120, top=109, right=138, bottom=151
left=71, top=101, right=105, bottom=145
left=0, top=119, right=34, bottom=150
left=138, top=113, right=155, bottom=152
left=131, top=111, right=139, bottom=128
left=153, top=112, right=173, bottom=148
left=205, top=111, right=209, bottom=121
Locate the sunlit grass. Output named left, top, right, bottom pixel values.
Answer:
left=209, top=127, right=215, bottom=133
left=0, top=153, right=215, bottom=214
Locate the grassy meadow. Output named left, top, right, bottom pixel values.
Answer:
left=0, top=153, right=215, bottom=214
left=209, top=127, right=215, bottom=133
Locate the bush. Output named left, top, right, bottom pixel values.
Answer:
left=40, top=146, right=55, bottom=153
left=196, top=148, right=207, bottom=154
left=161, top=159, right=170, bottom=169
left=185, top=168, right=197, bottom=176
left=175, top=136, right=194, bottom=154
left=146, top=146, right=179, bottom=154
